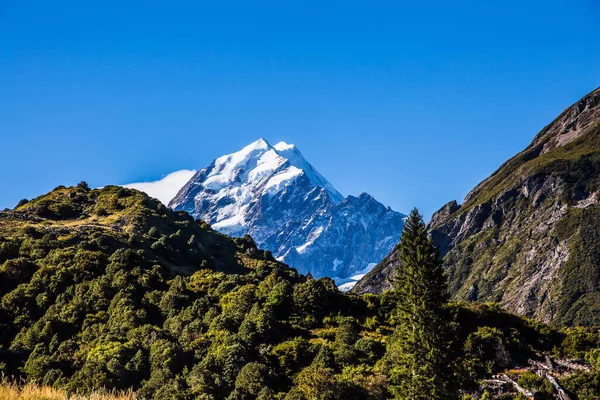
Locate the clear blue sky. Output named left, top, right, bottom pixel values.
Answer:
left=1, top=1, right=599, bottom=219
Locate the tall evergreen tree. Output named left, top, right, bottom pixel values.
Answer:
left=387, top=208, right=456, bottom=399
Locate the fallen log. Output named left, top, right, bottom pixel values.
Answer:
left=499, top=374, right=533, bottom=398
left=553, top=359, right=590, bottom=372
left=539, top=370, right=570, bottom=400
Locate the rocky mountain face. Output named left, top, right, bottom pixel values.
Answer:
left=354, top=87, right=600, bottom=326
left=169, top=138, right=405, bottom=283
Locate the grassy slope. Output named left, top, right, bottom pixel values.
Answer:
left=0, top=379, right=136, bottom=400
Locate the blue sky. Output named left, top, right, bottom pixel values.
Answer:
left=1, top=1, right=599, bottom=219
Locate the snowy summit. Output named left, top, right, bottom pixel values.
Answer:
left=171, top=138, right=342, bottom=235
left=168, top=138, right=405, bottom=287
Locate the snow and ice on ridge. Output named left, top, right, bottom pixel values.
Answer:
left=335, top=262, right=378, bottom=292
left=263, top=167, right=303, bottom=196
left=273, top=141, right=343, bottom=203
left=171, top=138, right=338, bottom=236
left=123, top=169, right=197, bottom=205
left=182, top=138, right=343, bottom=206
left=204, top=139, right=276, bottom=191
left=295, top=226, right=324, bottom=254
left=332, top=258, right=343, bottom=272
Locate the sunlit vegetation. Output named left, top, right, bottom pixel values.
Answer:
left=2, top=185, right=600, bottom=399
left=0, top=377, right=135, bottom=399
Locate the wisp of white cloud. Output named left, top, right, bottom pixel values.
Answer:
left=123, top=169, right=196, bottom=205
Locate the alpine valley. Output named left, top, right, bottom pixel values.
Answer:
left=5, top=87, right=600, bottom=400
left=129, top=139, right=406, bottom=289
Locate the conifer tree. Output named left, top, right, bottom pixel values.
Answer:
left=387, top=208, right=456, bottom=399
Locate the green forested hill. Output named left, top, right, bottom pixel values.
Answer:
left=1, top=184, right=600, bottom=399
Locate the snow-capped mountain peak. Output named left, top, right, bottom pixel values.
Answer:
left=205, top=139, right=279, bottom=191
left=193, top=138, right=342, bottom=205
left=169, top=139, right=405, bottom=285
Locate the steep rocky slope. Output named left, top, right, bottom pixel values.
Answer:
left=355, top=87, right=600, bottom=326
left=169, top=138, right=405, bottom=281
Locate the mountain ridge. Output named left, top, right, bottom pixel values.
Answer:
left=354, top=86, right=600, bottom=326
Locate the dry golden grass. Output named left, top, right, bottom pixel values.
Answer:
left=0, top=380, right=136, bottom=400
left=506, top=368, right=529, bottom=375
